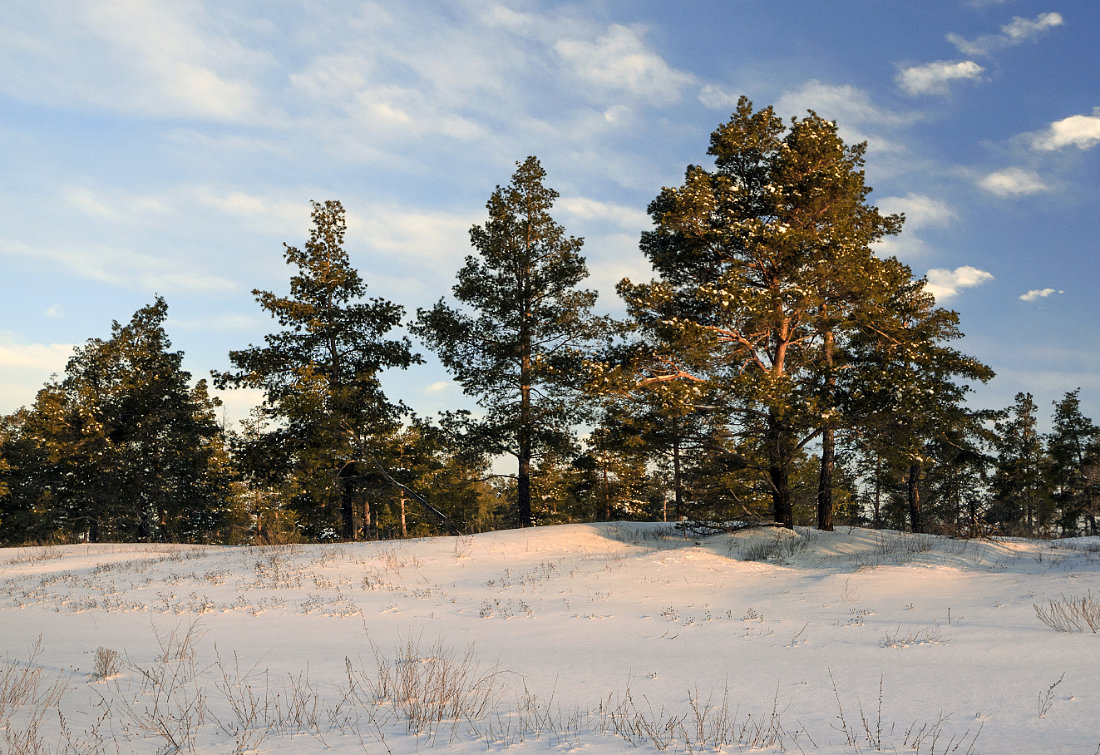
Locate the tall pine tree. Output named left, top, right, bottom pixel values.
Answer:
left=215, top=200, right=419, bottom=540
left=619, top=98, right=904, bottom=528
left=413, top=157, right=606, bottom=527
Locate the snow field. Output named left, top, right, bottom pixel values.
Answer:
left=1, top=523, right=1099, bottom=752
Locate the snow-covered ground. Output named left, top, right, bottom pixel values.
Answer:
left=2, top=523, right=1098, bottom=753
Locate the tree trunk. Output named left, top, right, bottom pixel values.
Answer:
left=672, top=417, right=683, bottom=520
left=816, top=326, right=836, bottom=531
left=766, top=417, right=794, bottom=528
left=340, top=461, right=356, bottom=540
left=817, top=427, right=835, bottom=531
left=908, top=461, right=924, bottom=534
left=603, top=464, right=611, bottom=521
left=770, top=464, right=794, bottom=528
left=399, top=490, right=408, bottom=538
left=873, top=454, right=883, bottom=529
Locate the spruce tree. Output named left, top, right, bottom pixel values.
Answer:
left=413, top=157, right=607, bottom=527
left=215, top=200, right=419, bottom=540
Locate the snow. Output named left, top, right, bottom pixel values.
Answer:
left=2, top=523, right=1099, bottom=752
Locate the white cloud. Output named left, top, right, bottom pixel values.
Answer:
left=874, top=193, right=955, bottom=260
left=0, top=339, right=75, bottom=413
left=1031, top=108, right=1100, bottom=151
left=0, top=0, right=267, bottom=121
left=924, top=265, right=994, bottom=300
left=554, top=24, right=694, bottom=105
left=346, top=207, right=478, bottom=266
left=64, top=186, right=172, bottom=222
left=426, top=381, right=451, bottom=393
left=896, top=60, right=983, bottom=96
left=1, top=240, right=236, bottom=293
left=1019, top=287, right=1063, bottom=302
left=948, top=12, right=1063, bottom=56
left=978, top=167, right=1050, bottom=197
left=0, top=340, right=74, bottom=372
left=557, top=197, right=650, bottom=229
left=773, top=81, right=914, bottom=158
left=877, top=193, right=956, bottom=231
left=1003, top=12, right=1064, bottom=41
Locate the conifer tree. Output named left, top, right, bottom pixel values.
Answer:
left=1, top=298, right=231, bottom=543
left=413, top=157, right=607, bottom=527
left=990, top=392, right=1052, bottom=535
left=215, top=200, right=419, bottom=540
left=1046, top=389, right=1100, bottom=534
left=843, top=268, right=993, bottom=533
left=618, top=97, right=904, bottom=528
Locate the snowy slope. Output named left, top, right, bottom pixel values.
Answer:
left=1, top=523, right=1098, bottom=752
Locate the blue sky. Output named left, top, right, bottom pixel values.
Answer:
left=2, top=0, right=1098, bottom=430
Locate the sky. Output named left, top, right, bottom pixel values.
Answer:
left=2, top=0, right=1098, bottom=430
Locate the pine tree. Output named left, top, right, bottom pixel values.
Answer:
left=2, top=298, right=232, bottom=543
left=413, top=157, right=607, bottom=527
left=619, top=97, right=904, bottom=528
left=843, top=268, right=994, bottom=533
left=215, top=200, right=419, bottom=540
left=1047, top=389, right=1100, bottom=535
left=990, top=392, right=1052, bottom=535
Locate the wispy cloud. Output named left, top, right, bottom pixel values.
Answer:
left=557, top=197, right=650, bottom=229
left=1019, top=287, right=1063, bottom=302
left=947, top=12, right=1063, bottom=56
left=0, top=338, right=75, bottom=412
left=1030, top=108, right=1100, bottom=151
left=1, top=240, right=236, bottom=293
left=978, top=167, right=1050, bottom=197
left=771, top=81, right=914, bottom=159
left=874, top=193, right=955, bottom=260
left=877, top=193, right=957, bottom=230
left=925, top=265, right=994, bottom=300
left=0, top=1, right=268, bottom=121
left=554, top=24, right=694, bottom=105
left=64, top=186, right=172, bottom=222
left=896, top=60, right=983, bottom=95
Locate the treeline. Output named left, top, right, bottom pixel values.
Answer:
left=2, top=97, right=1097, bottom=544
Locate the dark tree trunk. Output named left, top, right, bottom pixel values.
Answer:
left=340, top=461, right=356, bottom=540
left=672, top=430, right=683, bottom=520
left=817, top=427, right=835, bottom=531
left=873, top=454, right=883, bottom=529
left=137, top=502, right=151, bottom=542
left=770, top=464, right=794, bottom=528
left=817, top=326, right=836, bottom=531
left=766, top=418, right=794, bottom=528
left=908, top=462, right=924, bottom=534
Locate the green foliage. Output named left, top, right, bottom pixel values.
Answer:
left=616, top=97, right=910, bottom=528
left=413, top=157, right=607, bottom=527
left=0, top=298, right=233, bottom=543
left=215, top=200, right=419, bottom=540
left=989, top=392, right=1053, bottom=535
left=1046, top=390, right=1100, bottom=534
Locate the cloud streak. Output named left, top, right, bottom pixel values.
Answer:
left=1019, top=288, right=1063, bottom=302
left=979, top=167, right=1050, bottom=197
left=1031, top=108, right=1100, bottom=151
left=925, top=265, right=994, bottom=300
left=897, top=60, right=983, bottom=95
left=948, top=12, right=1063, bottom=56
